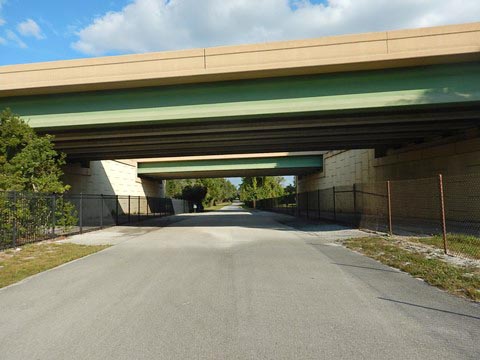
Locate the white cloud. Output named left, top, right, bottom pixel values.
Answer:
left=17, top=18, right=44, bottom=39
left=72, top=0, right=480, bottom=56
left=0, top=36, right=5, bottom=45
left=6, top=29, right=27, bottom=48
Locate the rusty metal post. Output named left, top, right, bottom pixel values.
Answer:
left=387, top=181, right=393, bottom=235
left=438, top=174, right=448, bottom=254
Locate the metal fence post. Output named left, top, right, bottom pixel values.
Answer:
left=333, top=186, right=337, bottom=221
left=137, top=196, right=140, bottom=222
left=128, top=195, right=131, bottom=223
left=100, top=194, right=104, bottom=229
left=79, top=193, right=83, bottom=234
left=353, top=184, right=357, bottom=225
left=317, top=189, right=321, bottom=220
left=438, top=174, right=448, bottom=254
left=387, top=181, right=393, bottom=235
left=115, top=195, right=119, bottom=225
left=146, top=197, right=149, bottom=217
left=306, top=191, right=309, bottom=219
left=12, top=191, right=17, bottom=247
left=51, top=193, right=56, bottom=237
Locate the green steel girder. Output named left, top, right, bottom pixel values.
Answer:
left=137, top=155, right=323, bottom=179
left=1, top=62, right=479, bottom=130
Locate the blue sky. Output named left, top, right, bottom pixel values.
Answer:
left=1, top=0, right=478, bottom=66
left=0, top=0, right=131, bottom=65
left=0, top=0, right=324, bottom=65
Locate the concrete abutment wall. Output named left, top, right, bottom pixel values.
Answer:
left=298, top=134, right=480, bottom=192
left=297, top=134, right=480, bottom=224
left=62, top=160, right=165, bottom=197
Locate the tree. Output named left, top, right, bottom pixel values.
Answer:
left=239, top=176, right=285, bottom=204
left=166, top=178, right=238, bottom=208
left=0, top=109, right=69, bottom=193
left=165, top=179, right=195, bottom=199
left=181, top=184, right=208, bottom=212
left=0, top=109, right=76, bottom=246
left=198, top=178, right=238, bottom=206
left=284, top=184, right=296, bottom=195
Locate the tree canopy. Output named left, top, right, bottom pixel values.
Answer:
left=166, top=178, right=238, bottom=208
left=239, top=176, right=285, bottom=202
left=0, top=109, right=69, bottom=193
left=284, top=184, right=296, bottom=195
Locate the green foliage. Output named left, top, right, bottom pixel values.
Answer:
left=55, top=197, right=78, bottom=231
left=166, top=178, right=238, bottom=208
left=166, top=179, right=196, bottom=199
left=198, top=178, right=237, bottom=206
left=239, top=176, right=285, bottom=202
left=284, top=184, right=296, bottom=195
left=0, top=109, right=77, bottom=246
left=0, top=108, right=68, bottom=193
left=182, top=184, right=208, bottom=210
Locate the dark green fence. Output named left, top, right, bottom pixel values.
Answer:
left=0, top=192, right=177, bottom=249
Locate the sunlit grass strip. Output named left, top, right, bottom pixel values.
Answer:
left=408, top=234, right=480, bottom=260
left=345, top=237, right=480, bottom=302
left=0, top=242, right=109, bottom=289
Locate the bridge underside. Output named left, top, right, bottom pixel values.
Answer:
left=137, top=155, right=323, bottom=180
left=1, top=62, right=480, bottom=160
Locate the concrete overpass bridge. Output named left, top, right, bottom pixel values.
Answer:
left=136, top=152, right=323, bottom=180
left=0, top=22, right=479, bottom=163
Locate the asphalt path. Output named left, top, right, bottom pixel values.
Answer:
left=0, top=204, right=478, bottom=359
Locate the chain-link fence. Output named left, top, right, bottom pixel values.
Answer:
left=255, top=173, right=480, bottom=259
left=0, top=192, right=186, bottom=249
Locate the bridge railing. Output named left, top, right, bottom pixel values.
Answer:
left=254, top=173, right=480, bottom=260
left=0, top=192, right=185, bottom=249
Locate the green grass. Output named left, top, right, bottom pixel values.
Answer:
left=408, top=234, right=480, bottom=260
left=204, top=202, right=232, bottom=211
left=0, top=242, right=109, bottom=288
left=345, top=237, right=480, bottom=302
